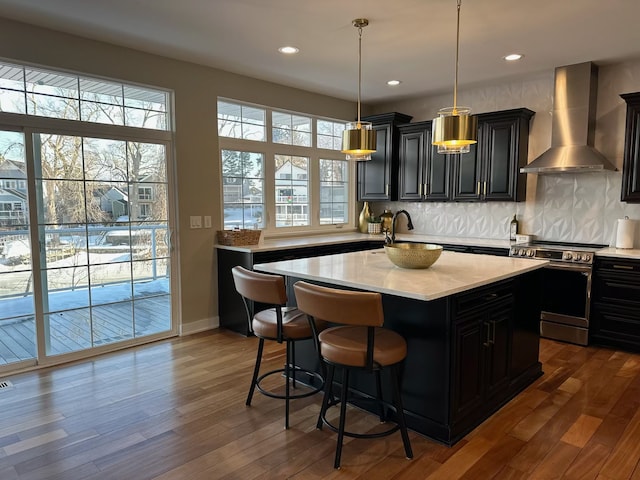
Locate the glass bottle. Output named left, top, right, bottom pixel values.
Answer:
left=358, top=202, right=371, bottom=233
left=510, top=214, right=519, bottom=241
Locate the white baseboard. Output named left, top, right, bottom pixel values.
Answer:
left=180, top=316, right=219, bottom=336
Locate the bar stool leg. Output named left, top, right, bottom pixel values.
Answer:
left=391, top=364, right=413, bottom=459
left=285, top=340, right=291, bottom=429
left=290, top=339, right=297, bottom=389
left=246, top=338, right=265, bottom=406
left=375, top=369, right=386, bottom=422
left=318, top=363, right=335, bottom=430
left=335, top=367, right=350, bottom=469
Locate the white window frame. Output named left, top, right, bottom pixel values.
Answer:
left=218, top=99, right=355, bottom=236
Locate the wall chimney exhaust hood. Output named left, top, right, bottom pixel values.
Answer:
left=520, top=62, right=616, bottom=174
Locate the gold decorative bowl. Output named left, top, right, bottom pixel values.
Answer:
left=384, top=243, right=443, bottom=269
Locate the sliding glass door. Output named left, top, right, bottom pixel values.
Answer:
left=34, top=133, right=172, bottom=356
left=0, top=129, right=174, bottom=370
left=0, top=130, right=36, bottom=368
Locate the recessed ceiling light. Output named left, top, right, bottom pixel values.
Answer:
left=387, top=80, right=401, bottom=86
left=504, top=53, right=524, bottom=61
left=278, top=46, right=299, bottom=55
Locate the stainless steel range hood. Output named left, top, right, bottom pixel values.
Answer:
left=520, top=62, right=616, bottom=174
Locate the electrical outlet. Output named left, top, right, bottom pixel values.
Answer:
left=190, top=215, right=202, bottom=229
left=204, top=216, right=212, bottom=228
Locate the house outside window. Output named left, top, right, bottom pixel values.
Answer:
left=217, top=99, right=353, bottom=233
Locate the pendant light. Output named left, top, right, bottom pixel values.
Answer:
left=432, top=0, right=477, bottom=154
left=341, top=18, right=376, bottom=161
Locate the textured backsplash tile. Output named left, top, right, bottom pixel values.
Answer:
left=374, top=172, right=640, bottom=245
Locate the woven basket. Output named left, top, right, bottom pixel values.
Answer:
left=216, top=229, right=262, bottom=246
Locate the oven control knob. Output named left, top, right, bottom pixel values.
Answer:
left=527, top=250, right=534, bottom=257
left=563, top=252, right=573, bottom=261
left=575, top=254, right=583, bottom=262
left=584, top=254, right=591, bottom=262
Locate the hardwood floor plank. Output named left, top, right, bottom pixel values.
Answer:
left=561, top=414, right=603, bottom=448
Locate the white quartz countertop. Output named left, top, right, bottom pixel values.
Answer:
left=596, top=247, right=640, bottom=260
left=254, top=249, right=549, bottom=301
left=216, top=231, right=512, bottom=253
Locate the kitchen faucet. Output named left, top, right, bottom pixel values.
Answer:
left=385, top=210, right=414, bottom=245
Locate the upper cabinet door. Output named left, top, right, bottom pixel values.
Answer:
left=398, top=123, right=427, bottom=201
left=481, top=109, right=533, bottom=202
left=357, top=123, right=392, bottom=200
left=451, top=143, right=482, bottom=201
left=621, top=92, right=640, bottom=202
left=357, top=112, right=413, bottom=201
left=424, top=145, right=452, bottom=201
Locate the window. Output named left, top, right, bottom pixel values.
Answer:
left=139, top=204, right=151, bottom=218
left=272, top=111, right=311, bottom=146
left=217, top=99, right=352, bottom=233
left=221, top=150, right=264, bottom=230
left=217, top=101, right=265, bottom=141
left=317, top=119, right=347, bottom=151
left=0, top=61, right=170, bottom=130
left=320, top=159, right=349, bottom=225
left=275, top=155, right=309, bottom=227
left=138, top=186, right=152, bottom=200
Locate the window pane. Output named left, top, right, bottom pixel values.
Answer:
left=272, top=111, right=311, bottom=146
left=317, top=119, right=345, bottom=151
left=275, top=155, right=309, bottom=227
left=319, top=159, right=349, bottom=225
left=221, top=150, right=265, bottom=229
left=0, top=60, right=170, bottom=131
left=217, top=100, right=265, bottom=141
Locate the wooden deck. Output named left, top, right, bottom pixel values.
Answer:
left=0, top=295, right=171, bottom=365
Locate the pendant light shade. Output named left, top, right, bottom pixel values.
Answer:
left=432, top=0, right=477, bottom=154
left=342, top=18, right=376, bottom=161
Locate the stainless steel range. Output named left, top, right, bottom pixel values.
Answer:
left=509, top=241, right=605, bottom=346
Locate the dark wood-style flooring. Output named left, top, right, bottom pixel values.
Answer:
left=0, top=330, right=638, bottom=479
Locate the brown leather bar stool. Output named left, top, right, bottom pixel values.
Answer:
left=293, top=280, right=413, bottom=469
left=231, top=266, right=324, bottom=429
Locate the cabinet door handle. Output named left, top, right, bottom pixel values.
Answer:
left=477, top=182, right=481, bottom=195
left=385, top=184, right=389, bottom=196
left=483, top=182, right=487, bottom=196
left=418, top=183, right=422, bottom=196
left=483, top=322, right=491, bottom=347
left=613, top=265, right=634, bottom=270
left=490, top=320, right=496, bottom=344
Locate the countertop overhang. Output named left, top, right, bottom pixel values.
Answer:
left=255, top=249, right=549, bottom=302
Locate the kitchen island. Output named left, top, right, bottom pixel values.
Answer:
left=255, top=248, right=548, bottom=445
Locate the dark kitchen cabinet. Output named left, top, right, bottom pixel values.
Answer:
left=217, top=241, right=381, bottom=335
left=451, top=281, right=513, bottom=425
left=357, top=112, right=412, bottom=201
left=398, top=121, right=451, bottom=201
left=451, top=108, right=534, bottom=202
left=591, top=256, right=640, bottom=352
left=620, top=92, right=640, bottom=202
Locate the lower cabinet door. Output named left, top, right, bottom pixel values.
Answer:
left=484, top=307, right=511, bottom=402
left=452, top=315, right=485, bottom=421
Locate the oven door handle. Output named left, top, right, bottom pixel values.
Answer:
left=544, top=263, right=592, bottom=274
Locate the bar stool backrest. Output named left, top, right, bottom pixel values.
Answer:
left=293, top=281, right=384, bottom=328
left=232, top=266, right=287, bottom=306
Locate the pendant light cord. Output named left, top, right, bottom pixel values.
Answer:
left=453, top=0, right=462, bottom=114
left=357, top=23, right=363, bottom=127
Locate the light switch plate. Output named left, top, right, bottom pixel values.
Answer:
left=190, top=215, right=202, bottom=229
left=204, top=216, right=212, bottom=228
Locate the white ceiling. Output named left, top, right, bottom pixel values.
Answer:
left=1, top=0, right=640, bottom=103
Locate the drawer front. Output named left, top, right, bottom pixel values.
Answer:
left=591, top=302, right=640, bottom=350
left=596, top=257, right=640, bottom=274
left=593, top=270, right=640, bottom=306
left=454, top=280, right=513, bottom=319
